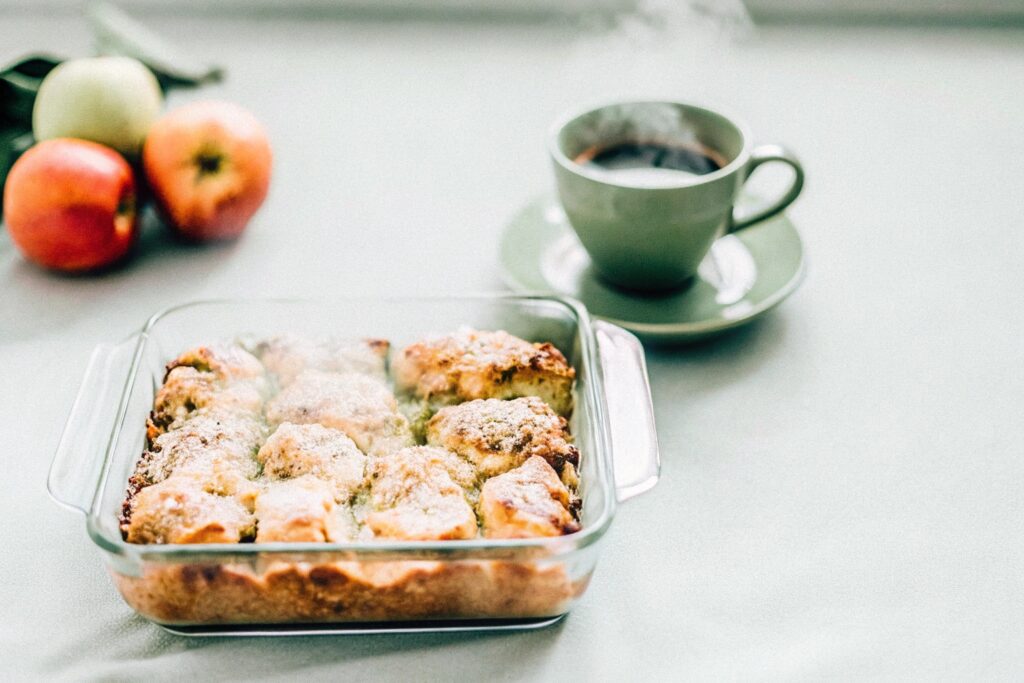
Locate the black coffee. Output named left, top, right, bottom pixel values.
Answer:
left=575, top=142, right=724, bottom=183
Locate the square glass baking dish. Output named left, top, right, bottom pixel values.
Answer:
left=48, top=295, right=659, bottom=635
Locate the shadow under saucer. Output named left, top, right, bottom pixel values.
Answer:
left=499, top=194, right=806, bottom=345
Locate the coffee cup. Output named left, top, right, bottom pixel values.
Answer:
left=548, top=100, right=804, bottom=292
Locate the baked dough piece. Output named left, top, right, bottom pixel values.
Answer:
left=125, top=476, right=255, bottom=544
left=392, top=328, right=575, bottom=416
left=265, top=370, right=412, bottom=457
left=257, top=422, right=367, bottom=501
left=479, top=456, right=579, bottom=539
left=167, top=343, right=266, bottom=382
left=365, top=446, right=477, bottom=541
left=144, top=409, right=264, bottom=484
left=150, top=366, right=267, bottom=436
left=255, top=476, right=354, bottom=543
left=148, top=344, right=270, bottom=436
left=426, top=397, right=579, bottom=479
left=257, top=335, right=389, bottom=386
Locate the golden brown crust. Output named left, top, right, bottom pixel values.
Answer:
left=127, top=338, right=583, bottom=548
left=257, top=422, right=367, bottom=501
left=479, top=457, right=579, bottom=539
left=426, top=397, right=579, bottom=479
left=125, top=477, right=255, bottom=544
left=144, top=410, right=264, bottom=485
left=392, top=329, right=576, bottom=416
left=150, top=366, right=266, bottom=435
left=149, top=344, right=269, bottom=436
left=254, top=476, right=355, bottom=542
left=112, top=560, right=586, bottom=625
left=366, top=446, right=478, bottom=541
left=264, top=370, right=413, bottom=457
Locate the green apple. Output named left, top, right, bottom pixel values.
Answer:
left=32, top=56, right=162, bottom=156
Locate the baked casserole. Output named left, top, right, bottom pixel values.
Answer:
left=49, top=297, right=659, bottom=632
left=116, top=328, right=585, bottom=623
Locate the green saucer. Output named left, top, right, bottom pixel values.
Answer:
left=499, top=195, right=806, bottom=344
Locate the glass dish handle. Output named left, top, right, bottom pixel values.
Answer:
left=594, top=320, right=661, bottom=502
left=48, top=339, right=138, bottom=514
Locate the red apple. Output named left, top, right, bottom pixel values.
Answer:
left=143, top=101, right=272, bottom=241
left=3, top=138, right=137, bottom=272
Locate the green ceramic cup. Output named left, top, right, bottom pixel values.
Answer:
left=549, top=100, right=804, bottom=292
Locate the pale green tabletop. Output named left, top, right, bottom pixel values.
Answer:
left=1, top=8, right=1022, bottom=680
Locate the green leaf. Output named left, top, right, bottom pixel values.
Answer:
left=0, top=55, right=61, bottom=123
left=86, top=1, right=224, bottom=90
left=2, top=55, right=63, bottom=80
left=0, top=127, right=34, bottom=215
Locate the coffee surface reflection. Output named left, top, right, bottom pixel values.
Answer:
left=575, top=142, right=726, bottom=185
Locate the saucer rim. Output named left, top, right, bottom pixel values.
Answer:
left=498, top=194, right=806, bottom=339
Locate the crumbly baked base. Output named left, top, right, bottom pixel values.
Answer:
left=113, top=559, right=587, bottom=625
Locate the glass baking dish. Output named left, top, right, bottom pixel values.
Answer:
left=48, top=295, right=659, bottom=635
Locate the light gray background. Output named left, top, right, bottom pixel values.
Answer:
left=1, top=6, right=1022, bottom=680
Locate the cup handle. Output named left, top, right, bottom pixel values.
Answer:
left=594, top=320, right=661, bottom=502
left=47, top=338, right=139, bottom=515
left=730, top=144, right=805, bottom=232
